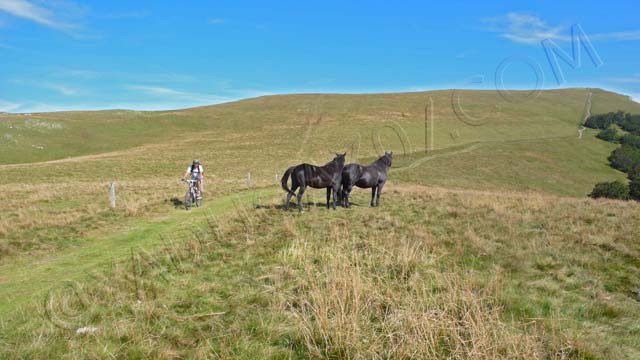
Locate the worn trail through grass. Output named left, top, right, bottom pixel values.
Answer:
left=0, top=188, right=278, bottom=317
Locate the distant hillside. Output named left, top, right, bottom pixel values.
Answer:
left=1, top=88, right=639, bottom=165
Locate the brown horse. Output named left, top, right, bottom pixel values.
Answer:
left=281, top=153, right=346, bottom=212
left=340, top=151, right=392, bottom=208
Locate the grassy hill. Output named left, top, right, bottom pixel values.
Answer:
left=1, top=88, right=640, bottom=358
left=0, top=88, right=635, bottom=259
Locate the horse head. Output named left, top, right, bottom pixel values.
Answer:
left=384, top=151, right=393, bottom=167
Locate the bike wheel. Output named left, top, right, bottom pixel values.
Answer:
left=184, top=190, right=193, bottom=210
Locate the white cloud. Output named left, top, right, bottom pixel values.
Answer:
left=10, top=79, right=81, bottom=96
left=483, top=12, right=640, bottom=45
left=101, top=10, right=150, bottom=20
left=591, top=31, right=640, bottom=41
left=208, top=18, right=225, bottom=25
left=42, top=83, right=79, bottom=96
left=54, top=68, right=101, bottom=80
left=0, top=0, right=80, bottom=30
left=607, top=74, right=640, bottom=84
left=482, top=12, right=568, bottom=45
left=127, top=84, right=230, bottom=103
left=0, top=99, right=21, bottom=112
left=306, top=78, right=335, bottom=86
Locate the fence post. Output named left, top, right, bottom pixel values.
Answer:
left=109, top=182, right=116, bottom=209
left=247, top=172, right=251, bottom=189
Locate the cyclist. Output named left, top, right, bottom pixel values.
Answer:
left=182, top=160, right=204, bottom=199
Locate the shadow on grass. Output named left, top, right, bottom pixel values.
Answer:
left=264, top=201, right=363, bottom=210
left=168, top=197, right=184, bottom=209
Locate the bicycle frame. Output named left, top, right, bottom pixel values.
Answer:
left=183, top=179, right=201, bottom=210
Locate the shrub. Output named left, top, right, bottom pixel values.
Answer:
left=586, top=111, right=640, bottom=134
left=620, top=133, right=640, bottom=149
left=618, top=113, right=640, bottom=135
left=584, top=113, right=615, bottom=129
left=589, top=181, right=630, bottom=200
left=630, top=179, right=640, bottom=201
left=629, top=167, right=640, bottom=200
left=608, top=145, right=640, bottom=173
left=596, top=128, right=620, bottom=143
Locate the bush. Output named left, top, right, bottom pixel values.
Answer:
left=629, top=167, right=640, bottom=201
left=630, top=179, right=640, bottom=201
left=586, top=111, right=640, bottom=134
left=585, top=113, right=615, bottom=129
left=620, top=133, right=640, bottom=149
left=596, top=128, right=620, bottom=143
left=618, top=113, right=640, bottom=135
left=608, top=145, right=640, bottom=173
left=589, top=181, right=630, bottom=200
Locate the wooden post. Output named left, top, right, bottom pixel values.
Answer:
left=109, top=182, right=116, bottom=209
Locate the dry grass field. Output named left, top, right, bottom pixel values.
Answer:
left=2, top=186, right=639, bottom=359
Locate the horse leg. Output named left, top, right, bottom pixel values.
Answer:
left=344, top=185, right=352, bottom=208
left=326, top=187, right=331, bottom=209
left=331, top=185, right=338, bottom=210
left=371, top=186, right=377, bottom=207
left=376, top=182, right=384, bottom=207
left=297, top=184, right=306, bottom=213
left=285, top=183, right=298, bottom=210
left=285, top=192, right=292, bottom=210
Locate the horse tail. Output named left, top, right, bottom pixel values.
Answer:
left=281, top=166, right=296, bottom=196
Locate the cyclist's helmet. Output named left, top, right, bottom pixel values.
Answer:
left=193, top=159, right=200, bottom=165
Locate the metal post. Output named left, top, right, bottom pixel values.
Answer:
left=247, top=172, right=251, bottom=189
left=425, top=97, right=434, bottom=153
left=109, top=182, right=116, bottom=209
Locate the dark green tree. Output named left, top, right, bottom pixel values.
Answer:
left=620, top=133, right=640, bottom=149
left=608, top=145, right=640, bottom=173
left=584, top=113, right=614, bottom=129
left=596, top=128, right=620, bottom=143
left=618, top=113, right=640, bottom=135
left=589, top=181, right=630, bottom=200
left=629, top=166, right=640, bottom=200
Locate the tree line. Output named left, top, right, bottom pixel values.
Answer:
left=585, top=111, right=640, bottom=200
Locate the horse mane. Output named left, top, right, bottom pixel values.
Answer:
left=371, top=154, right=391, bottom=168
left=323, top=155, right=344, bottom=168
left=323, top=159, right=335, bottom=167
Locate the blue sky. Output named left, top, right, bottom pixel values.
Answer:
left=0, top=0, right=639, bottom=112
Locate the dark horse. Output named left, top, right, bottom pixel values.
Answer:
left=340, top=151, right=392, bottom=208
left=281, top=153, right=346, bottom=212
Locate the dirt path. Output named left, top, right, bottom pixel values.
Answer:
left=393, top=134, right=578, bottom=172
left=578, top=92, right=593, bottom=139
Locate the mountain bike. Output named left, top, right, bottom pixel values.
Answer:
left=182, top=179, right=202, bottom=210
